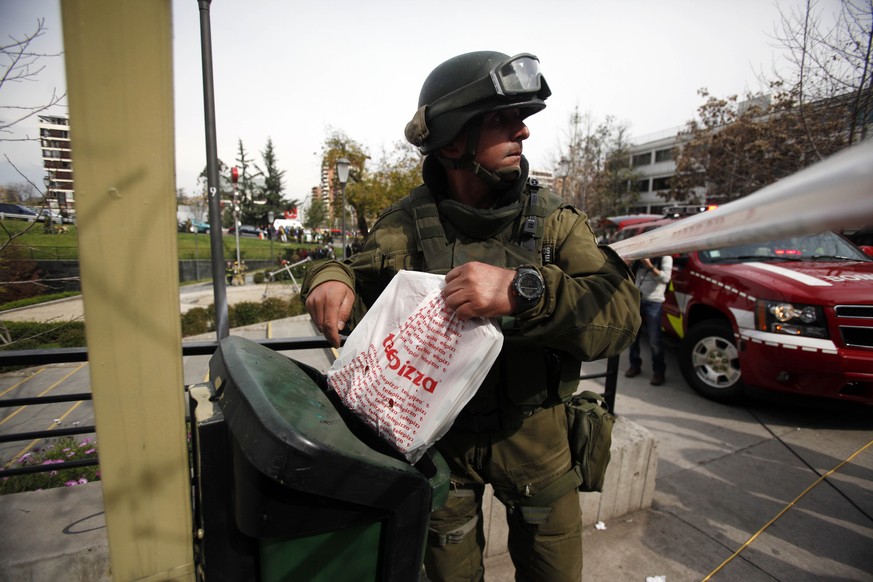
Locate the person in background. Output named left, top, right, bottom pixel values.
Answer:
left=625, top=256, right=672, bottom=385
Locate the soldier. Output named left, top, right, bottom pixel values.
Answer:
left=303, top=51, right=640, bottom=581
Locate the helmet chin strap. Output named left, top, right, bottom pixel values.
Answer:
left=437, top=122, right=521, bottom=189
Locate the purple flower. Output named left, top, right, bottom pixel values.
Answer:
left=65, top=480, right=78, bottom=487
left=85, top=448, right=96, bottom=455
left=41, top=459, right=64, bottom=465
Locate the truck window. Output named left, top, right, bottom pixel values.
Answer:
left=700, top=232, right=871, bottom=263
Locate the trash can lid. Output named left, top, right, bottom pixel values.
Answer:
left=211, top=336, right=426, bottom=499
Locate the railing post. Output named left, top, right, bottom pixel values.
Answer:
left=604, top=355, right=619, bottom=415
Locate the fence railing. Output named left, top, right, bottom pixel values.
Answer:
left=0, top=339, right=620, bottom=479
left=2, top=244, right=80, bottom=261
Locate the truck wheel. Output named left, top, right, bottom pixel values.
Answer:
left=679, top=321, right=743, bottom=402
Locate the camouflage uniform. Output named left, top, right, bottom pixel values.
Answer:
left=302, top=151, right=640, bottom=580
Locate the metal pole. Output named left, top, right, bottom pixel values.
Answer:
left=268, top=210, right=274, bottom=263
left=340, top=182, right=347, bottom=259
left=198, top=0, right=229, bottom=339
left=233, top=185, right=241, bottom=266
left=604, top=355, right=619, bottom=415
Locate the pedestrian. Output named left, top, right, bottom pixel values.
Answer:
left=302, top=51, right=640, bottom=582
left=625, top=256, right=673, bottom=385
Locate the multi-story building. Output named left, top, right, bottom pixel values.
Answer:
left=319, top=161, right=342, bottom=230
left=625, top=126, right=692, bottom=215
left=38, top=114, right=75, bottom=216
left=529, top=169, right=555, bottom=190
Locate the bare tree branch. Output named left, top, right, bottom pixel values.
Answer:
left=0, top=17, right=67, bottom=141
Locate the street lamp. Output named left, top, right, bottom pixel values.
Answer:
left=267, top=210, right=275, bottom=263
left=43, top=173, right=51, bottom=197
left=336, top=157, right=350, bottom=259
left=557, top=157, right=570, bottom=200
left=231, top=166, right=242, bottom=284
left=42, top=172, right=53, bottom=232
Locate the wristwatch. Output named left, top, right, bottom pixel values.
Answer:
left=511, top=267, right=545, bottom=310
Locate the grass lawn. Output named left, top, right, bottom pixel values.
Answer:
left=1, top=219, right=321, bottom=261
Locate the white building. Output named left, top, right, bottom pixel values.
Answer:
left=625, top=126, right=691, bottom=215
left=38, top=115, right=75, bottom=216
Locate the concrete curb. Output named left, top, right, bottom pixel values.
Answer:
left=482, top=415, right=657, bottom=560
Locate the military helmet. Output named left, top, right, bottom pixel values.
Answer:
left=405, top=51, right=551, bottom=154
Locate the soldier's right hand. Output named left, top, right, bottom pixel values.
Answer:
left=305, top=281, right=355, bottom=348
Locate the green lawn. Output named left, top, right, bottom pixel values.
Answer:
left=0, top=219, right=319, bottom=261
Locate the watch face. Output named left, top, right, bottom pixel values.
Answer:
left=516, top=271, right=544, bottom=300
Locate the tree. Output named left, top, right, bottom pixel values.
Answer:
left=1, top=18, right=66, bottom=269
left=593, top=123, right=639, bottom=218
left=254, top=137, right=299, bottom=226
left=773, top=0, right=872, bottom=147
left=671, top=1, right=871, bottom=204
left=353, top=141, right=421, bottom=237
left=234, top=139, right=260, bottom=223
left=556, top=107, right=640, bottom=218
left=670, top=86, right=850, bottom=204
left=303, top=192, right=328, bottom=232
left=1, top=182, right=37, bottom=203
left=322, top=129, right=370, bottom=235
left=0, top=18, right=65, bottom=143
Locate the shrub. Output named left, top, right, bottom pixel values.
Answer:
left=181, top=307, right=212, bottom=336
left=0, top=260, right=45, bottom=304
left=228, top=301, right=262, bottom=327
left=288, top=294, right=306, bottom=317
left=253, top=271, right=265, bottom=284
left=0, top=320, right=87, bottom=354
left=0, top=436, right=100, bottom=494
left=260, top=297, right=291, bottom=321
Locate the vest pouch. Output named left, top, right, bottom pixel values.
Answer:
left=564, top=391, right=614, bottom=492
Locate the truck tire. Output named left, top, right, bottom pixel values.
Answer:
left=679, top=321, right=743, bottom=402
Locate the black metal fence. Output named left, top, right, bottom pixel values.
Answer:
left=0, top=341, right=619, bottom=479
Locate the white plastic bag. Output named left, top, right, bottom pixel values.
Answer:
left=327, top=270, right=504, bottom=463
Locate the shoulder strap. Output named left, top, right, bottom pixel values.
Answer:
left=402, top=186, right=449, bottom=269
left=519, top=179, right=563, bottom=264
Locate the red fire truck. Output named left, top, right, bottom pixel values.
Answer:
left=632, top=227, right=873, bottom=404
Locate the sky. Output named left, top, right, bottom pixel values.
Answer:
left=1, top=0, right=839, bottom=206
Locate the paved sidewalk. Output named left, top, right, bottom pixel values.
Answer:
left=0, top=278, right=299, bottom=323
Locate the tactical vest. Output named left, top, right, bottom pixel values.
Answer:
left=400, top=179, right=582, bottom=429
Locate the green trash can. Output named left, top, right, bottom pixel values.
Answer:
left=191, top=336, right=449, bottom=581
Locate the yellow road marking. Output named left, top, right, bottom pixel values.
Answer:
left=0, top=367, right=47, bottom=398
left=701, top=438, right=873, bottom=581
left=3, top=400, right=88, bottom=467
left=0, top=363, right=86, bottom=428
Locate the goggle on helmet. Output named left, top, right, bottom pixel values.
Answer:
left=405, top=51, right=551, bottom=154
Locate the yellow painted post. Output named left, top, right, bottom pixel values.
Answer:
left=61, top=1, right=194, bottom=579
